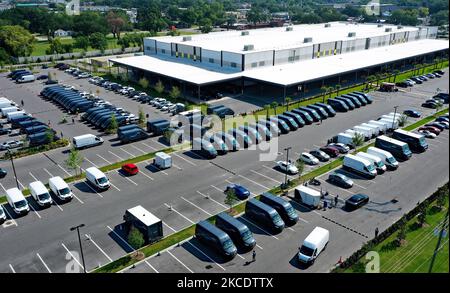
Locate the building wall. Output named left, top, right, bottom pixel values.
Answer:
left=244, top=50, right=273, bottom=70
left=202, top=49, right=221, bottom=66
left=222, top=51, right=242, bottom=70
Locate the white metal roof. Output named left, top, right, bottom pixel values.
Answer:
left=304, top=227, right=329, bottom=246
left=111, top=39, right=448, bottom=86
left=86, top=167, right=106, bottom=178
left=295, top=185, right=321, bottom=197
left=151, top=22, right=417, bottom=54
left=49, top=176, right=68, bottom=189
left=6, top=188, right=26, bottom=202
left=127, top=205, right=161, bottom=226
left=73, top=134, right=97, bottom=140
left=29, top=181, right=48, bottom=195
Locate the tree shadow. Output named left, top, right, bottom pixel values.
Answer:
left=379, top=240, right=398, bottom=253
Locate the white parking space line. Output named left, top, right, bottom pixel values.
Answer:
left=43, top=168, right=54, bottom=177
left=109, top=181, right=121, bottom=192
left=186, top=242, right=226, bottom=271
left=120, top=148, right=136, bottom=158
left=0, top=183, right=8, bottom=193
left=146, top=162, right=169, bottom=175
left=256, top=244, right=263, bottom=250
left=287, top=227, right=295, bottom=232
left=141, top=142, right=158, bottom=151
left=16, top=179, right=25, bottom=190
left=81, top=181, right=103, bottom=198
left=71, top=191, right=85, bottom=204
left=181, top=196, right=213, bottom=216
left=61, top=243, right=84, bottom=271
left=1, top=204, right=17, bottom=227
left=236, top=253, right=245, bottom=260
left=85, top=234, right=113, bottom=262
left=137, top=169, right=154, bottom=181
left=186, top=150, right=205, bottom=160
left=197, top=190, right=228, bottom=209
left=57, top=164, right=72, bottom=176
left=107, top=225, right=135, bottom=252
left=9, top=264, right=15, bottom=273
left=130, top=145, right=147, bottom=154
left=36, top=253, right=52, bottom=273
left=144, top=260, right=159, bottom=273
left=29, top=203, right=42, bottom=219
left=108, top=151, right=124, bottom=161
left=250, top=170, right=281, bottom=185
left=237, top=175, right=271, bottom=191
left=28, top=172, right=39, bottom=182
left=210, top=185, right=224, bottom=193
left=118, top=172, right=138, bottom=186
left=167, top=251, right=194, bottom=273
left=97, top=154, right=113, bottom=164
left=164, top=203, right=195, bottom=224
left=239, top=217, right=279, bottom=240
left=173, top=153, right=197, bottom=166
left=163, top=222, right=177, bottom=233
left=84, top=158, right=99, bottom=168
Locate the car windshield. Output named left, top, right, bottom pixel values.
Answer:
left=38, top=192, right=50, bottom=201
left=387, top=156, right=397, bottom=164
left=299, top=245, right=314, bottom=257
left=241, top=230, right=253, bottom=242
left=222, top=239, right=234, bottom=251
left=97, top=177, right=108, bottom=184
left=60, top=187, right=71, bottom=195
left=15, top=200, right=27, bottom=209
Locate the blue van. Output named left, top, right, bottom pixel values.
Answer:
left=283, top=111, right=305, bottom=127
left=327, top=98, right=349, bottom=112
left=195, top=220, right=237, bottom=259
left=216, top=131, right=240, bottom=151
left=291, top=109, right=314, bottom=124
left=245, top=198, right=285, bottom=232
left=205, top=134, right=229, bottom=155
left=257, top=119, right=281, bottom=137
left=334, top=96, right=356, bottom=109
left=277, top=114, right=299, bottom=131
left=249, top=122, right=273, bottom=141
left=352, top=92, right=373, bottom=104
left=192, top=138, right=218, bottom=159
left=268, top=117, right=290, bottom=134
left=306, top=105, right=328, bottom=119
left=314, top=103, right=336, bottom=117
left=229, top=129, right=253, bottom=148
left=215, top=212, right=256, bottom=250
left=259, top=192, right=299, bottom=225
left=239, top=125, right=263, bottom=144
left=341, top=94, right=362, bottom=107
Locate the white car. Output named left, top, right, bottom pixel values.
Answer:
left=300, top=152, right=319, bottom=165
left=161, top=102, right=174, bottom=111
left=277, top=161, right=298, bottom=174
left=418, top=130, right=436, bottom=139
left=0, top=140, right=23, bottom=150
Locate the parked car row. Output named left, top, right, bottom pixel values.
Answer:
left=396, top=71, right=444, bottom=88
left=206, top=104, right=235, bottom=118
left=64, top=67, right=92, bottom=79
left=81, top=104, right=137, bottom=131
left=7, top=69, right=35, bottom=83
left=422, top=92, right=449, bottom=109
left=327, top=91, right=373, bottom=113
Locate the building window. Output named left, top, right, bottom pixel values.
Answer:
left=251, top=62, right=257, bottom=68
left=162, top=49, right=166, bottom=54
left=259, top=61, right=265, bottom=66
left=209, top=58, right=214, bottom=63
left=231, top=62, right=237, bottom=68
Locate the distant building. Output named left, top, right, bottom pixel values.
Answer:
left=54, top=29, right=73, bottom=37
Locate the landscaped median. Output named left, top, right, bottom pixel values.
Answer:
left=91, top=107, right=449, bottom=273
left=0, top=138, right=70, bottom=160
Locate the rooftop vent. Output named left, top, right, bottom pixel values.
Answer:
left=303, top=37, right=313, bottom=43
left=182, top=36, right=192, bottom=42
left=286, top=26, right=293, bottom=31
left=243, top=44, right=254, bottom=51
left=397, top=25, right=403, bottom=29
left=385, top=28, right=392, bottom=32
left=241, top=31, right=249, bottom=36
left=348, top=32, right=356, bottom=37
left=324, top=23, right=331, bottom=28
left=377, top=24, right=384, bottom=27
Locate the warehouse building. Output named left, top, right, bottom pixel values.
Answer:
left=110, top=22, right=448, bottom=102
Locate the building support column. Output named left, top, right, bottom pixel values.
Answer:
left=283, top=86, right=287, bottom=105
left=197, top=85, right=201, bottom=100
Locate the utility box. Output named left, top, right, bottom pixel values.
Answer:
left=154, top=152, right=172, bottom=169
left=123, top=205, right=163, bottom=244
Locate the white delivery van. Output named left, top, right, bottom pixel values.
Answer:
left=73, top=134, right=104, bottom=149
left=356, top=152, right=387, bottom=174
left=49, top=176, right=73, bottom=201
left=6, top=111, right=27, bottom=122
left=343, top=154, right=377, bottom=179
left=298, top=227, right=330, bottom=265
left=29, top=181, right=53, bottom=207
left=345, top=129, right=369, bottom=141
left=381, top=113, right=402, bottom=122
left=17, top=74, right=35, bottom=83
left=294, top=185, right=321, bottom=208
left=0, top=98, right=15, bottom=109
left=354, top=125, right=375, bottom=138
left=379, top=118, right=398, bottom=130
left=6, top=188, right=30, bottom=215
left=367, top=147, right=399, bottom=170
left=1, top=106, right=19, bottom=117
left=154, top=152, right=172, bottom=169
left=86, top=167, right=110, bottom=191
left=337, top=132, right=354, bottom=146
left=361, top=123, right=380, bottom=136
left=367, top=121, right=386, bottom=134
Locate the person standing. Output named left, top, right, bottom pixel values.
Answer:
left=334, top=195, right=339, bottom=207
left=21, top=100, right=24, bottom=107
left=72, top=117, right=75, bottom=124
left=252, top=250, right=256, bottom=262
left=375, top=227, right=379, bottom=238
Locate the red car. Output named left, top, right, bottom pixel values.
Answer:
left=121, top=163, right=139, bottom=175
left=418, top=126, right=441, bottom=136
left=320, top=146, right=340, bottom=158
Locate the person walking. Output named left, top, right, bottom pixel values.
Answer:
left=60, top=131, right=64, bottom=138
left=72, top=117, right=75, bottom=124
left=375, top=227, right=379, bottom=238
left=21, top=100, right=24, bottom=107
left=252, top=250, right=256, bottom=262
left=323, top=200, right=328, bottom=211
left=334, top=195, right=339, bottom=207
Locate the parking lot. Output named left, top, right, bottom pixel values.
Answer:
left=0, top=67, right=447, bottom=273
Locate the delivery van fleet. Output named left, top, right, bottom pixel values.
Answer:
left=367, top=147, right=399, bottom=170
left=343, top=154, right=377, bottom=179
left=356, top=152, right=387, bottom=174
left=294, top=185, right=321, bottom=208
left=73, top=134, right=104, bottom=149
left=392, top=129, right=428, bottom=152
left=29, top=181, right=53, bottom=207
left=195, top=220, right=237, bottom=259
left=375, top=135, right=412, bottom=161
left=215, top=212, right=256, bottom=250
left=260, top=192, right=299, bottom=225
left=49, top=176, right=73, bottom=201
left=245, top=198, right=285, bottom=232
left=291, top=109, right=314, bottom=124
left=86, top=167, right=110, bottom=190
left=298, top=227, right=330, bottom=265
left=6, top=188, right=30, bottom=215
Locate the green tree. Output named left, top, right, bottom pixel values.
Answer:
left=320, top=86, right=328, bottom=103
left=0, top=25, right=35, bottom=57
left=271, top=101, right=278, bottom=115
left=285, top=97, right=292, bottom=111
left=398, top=114, right=408, bottom=127
left=62, top=43, right=73, bottom=54
left=295, top=159, right=305, bottom=181
left=199, top=18, right=213, bottom=34
left=263, top=104, right=271, bottom=118
left=396, top=219, right=407, bottom=247
left=335, top=84, right=341, bottom=97
left=45, top=128, right=55, bottom=143
left=89, top=32, right=108, bottom=53
left=106, top=114, right=118, bottom=134
left=65, top=147, right=84, bottom=176
left=154, top=80, right=164, bottom=95
left=138, top=77, right=149, bottom=89
left=417, top=203, right=428, bottom=227
left=224, top=187, right=239, bottom=212
left=352, top=132, right=365, bottom=148
left=138, top=106, right=146, bottom=128
left=389, top=9, right=420, bottom=26
left=74, top=36, right=89, bottom=51
left=392, top=70, right=400, bottom=83
left=169, top=86, right=181, bottom=103
left=436, top=188, right=447, bottom=210
left=327, top=86, right=334, bottom=99
left=128, top=226, right=145, bottom=250
left=365, top=75, right=375, bottom=90
left=106, top=11, right=127, bottom=39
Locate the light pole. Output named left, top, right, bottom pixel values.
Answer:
left=70, top=224, right=87, bottom=273
left=8, top=150, right=20, bottom=190
left=392, top=105, right=398, bottom=132
left=283, top=147, right=292, bottom=189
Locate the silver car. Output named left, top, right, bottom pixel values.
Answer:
left=0, top=140, right=24, bottom=150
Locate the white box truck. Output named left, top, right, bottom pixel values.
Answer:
left=0, top=98, right=15, bottom=109
left=86, top=167, right=110, bottom=191
left=6, top=111, right=27, bottom=122
left=6, top=188, right=30, bottom=215
left=379, top=118, right=398, bottom=130
left=73, top=134, right=104, bottom=149
left=337, top=132, right=354, bottom=146
left=294, top=185, right=321, bottom=208
left=367, top=147, right=399, bottom=170
left=29, top=181, right=53, bottom=207
left=1, top=106, right=19, bottom=117
left=345, top=129, right=368, bottom=141
left=356, top=152, right=387, bottom=174
left=367, top=120, right=387, bottom=134
left=49, top=176, right=73, bottom=201
left=343, top=154, right=377, bottom=179
left=298, top=227, right=330, bottom=265
left=360, top=123, right=380, bottom=136
left=154, top=152, right=172, bottom=169
left=353, top=125, right=375, bottom=139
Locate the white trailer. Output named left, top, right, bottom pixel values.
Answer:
left=379, top=118, right=399, bottom=129
left=360, top=123, right=380, bottom=136
left=345, top=129, right=368, bottom=140
left=154, top=152, right=172, bottom=169
left=367, top=120, right=387, bottom=133
left=354, top=125, right=375, bottom=138
left=294, top=185, right=321, bottom=208
left=337, top=132, right=355, bottom=146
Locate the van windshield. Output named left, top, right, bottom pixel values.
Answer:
left=272, top=213, right=283, bottom=225
left=387, top=156, right=397, bottom=164
left=376, top=161, right=385, bottom=168
left=60, top=187, right=71, bottom=196
left=241, top=230, right=253, bottom=242
left=15, top=200, right=27, bottom=209
left=419, top=137, right=427, bottom=146
left=402, top=145, right=412, bottom=155
left=38, top=192, right=50, bottom=201
left=366, top=164, right=375, bottom=172
left=97, top=177, right=108, bottom=184
left=286, top=205, right=296, bottom=218
left=222, top=239, right=234, bottom=251
left=299, top=245, right=314, bottom=257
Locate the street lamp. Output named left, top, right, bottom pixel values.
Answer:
left=283, top=147, right=292, bottom=189
left=7, top=150, right=20, bottom=190
left=392, top=105, right=398, bottom=132
left=70, top=224, right=87, bottom=273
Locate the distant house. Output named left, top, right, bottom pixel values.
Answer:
left=54, top=29, right=73, bottom=37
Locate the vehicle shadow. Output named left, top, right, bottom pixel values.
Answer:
left=181, top=238, right=232, bottom=266
left=182, top=151, right=208, bottom=161
left=73, top=181, right=97, bottom=194
left=108, top=223, right=134, bottom=254
left=286, top=196, right=317, bottom=214
left=289, top=254, right=310, bottom=270
left=237, top=215, right=283, bottom=236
